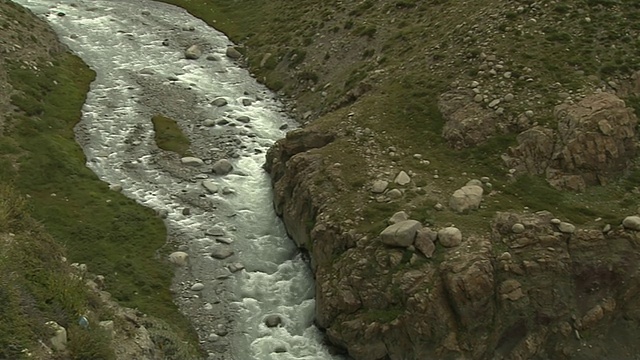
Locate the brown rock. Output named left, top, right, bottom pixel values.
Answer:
left=439, top=90, right=498, bottom=149
left=414, top=228, right=436, bottom=258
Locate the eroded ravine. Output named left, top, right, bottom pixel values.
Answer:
left=12, top=0, right=339, bottom=359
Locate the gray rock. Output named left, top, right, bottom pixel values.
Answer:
left=558, top=222, right=576, bottom=234
left=228, top=263, right=245, bottom=273
left=181, top=157, right=204, bottom=166
left=168, top=251, right=189, bottom=266
left=157, top=209, right=169, bottom=219
left=212, top=159, right=233, bottom=175
left=185, top=44, right=202, bottom=59
left=206, top=54, right=220, bottom=61
left=380, top=220, right=422, bottom=247
left=182, top=208, right=191, bottom=216
left=205, top=226, right=225, bottom=237
left=226, top=46, right=242, bottom=59
left=387, top=188, right=402, bottom=199
left=512, top=223, right=525, bottom=234
left=394, top=171, right=411, bottom=186
left=389, top=211, right=410, bottom=224
left=434, top=203, right=444, bottom=211
left=415, top=228, right=436, bottom=258
left=449, top=185, right=483, bottom=213
left=264, top=315, right=282, bottom=327
left=46, top=321, right=67, bottom=352
left=191, top=283, right=205, bottom=291
left=550, top=218, right=562, bottom=225
left=211, top=97, right=228, bottom=107
left=241, top=98, right=253, bottom=106
left=236, top=115, right=251, bottom=123
left=466, top=179, right=483, bottom=187
left=623, top=216, right=640, bottom=231
left=203, top=119, right=216, bottom=127
left=371, top=180, right=389, bottom=193
left=210, top=244, right=234, bottom=259
left=202, top=180, right=219, bottom=194
left=438, top=227, right=462, bottom=247
left=109, top=184, right=123, bottom=192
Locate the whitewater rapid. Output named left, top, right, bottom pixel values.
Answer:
left=11, top=0, right=340, bottom=359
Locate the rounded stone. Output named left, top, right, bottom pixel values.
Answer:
left=191, top=283, right=205, bottom=291
left=511, top=223, right=525, bottom=234
left=264, top=315, right=282, bottom=327
left=622, top=216, right=640, bottom=231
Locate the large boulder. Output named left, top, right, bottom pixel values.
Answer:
left=380, top=220, right=422, bottom=247
left=449, top=185, right=483, bottom=213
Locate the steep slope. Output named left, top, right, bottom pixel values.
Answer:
left=0, top=1, right=201, bottom=358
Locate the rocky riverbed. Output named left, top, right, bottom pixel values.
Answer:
left=11, top=0, right=340, bottom=359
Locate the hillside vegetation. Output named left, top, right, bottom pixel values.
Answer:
left=0, top=0, right=200, bottom=357
left=161, top=0, right=640, bottom=248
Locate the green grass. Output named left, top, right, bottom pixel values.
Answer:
left=151, top=114, right=191, bottom=156
left=0, top=185, right=115, bottom=360
left=2, top=53, right=200, bottom=356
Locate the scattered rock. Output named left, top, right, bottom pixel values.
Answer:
left=210, top=245, right=234, bottom=259
left=228, top=263, right=245, bottom=272
left=380, top=220, right=422, bottom=247
left=371, top=180, right=389, bottom=193
left=387, top=188, right=402, bottom=199
left=226, top=46, right=242, bottom=59
left=623, top=216, right=640, bottom=230
left=449, top=185, right=483, bottom=213
left=182, top=207, right=191, bottom=216
left=511, top=223, right=525, bottom=233
left=181, top=157, right=204, bottom=166
left=236, top=115, right=251, bottom=123
left=558, top=222, right=575, bottom=234
left=438, top=227, right=462, bottom=247
left=389, top=211, right=409, bottom=224
left=205, top=226, right=226, bottom=237
left=191, top=283, right=205, bottom=291
left=109, top=184, right=122, bottom=192
left=264, top=315, right=282, bottom=327
left=212, top=159, right=233, bottom=175
left=415, top=228, right=437, bottom=258
left=184, top=44, right=202, bottom=59
left=202, top=180, right=219, bottom=194
left=394, top=171, right=411, bottom=185
left=168, top=251, right=189, bottom=266
left=46, top=321, right=67, bottom=352
left=211, top=97, right=228, bottom=107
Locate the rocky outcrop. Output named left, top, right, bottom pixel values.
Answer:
left=264, top=135, right=640, bottom=359
left=439, top=90, right=499, bottom=149
left=506, top=93, right=638, bottom=191
left=265, top=128, right=339, bottom=268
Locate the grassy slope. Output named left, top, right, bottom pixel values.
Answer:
left=1, top=52, right=200, bottom=356
left=157, top=0, right=640, bottom=239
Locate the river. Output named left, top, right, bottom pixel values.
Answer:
left=11, top=0, right=339, bottom=359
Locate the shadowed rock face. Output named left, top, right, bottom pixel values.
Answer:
left=266, top=132, right=640, bottom=359
left=506, top=93, right=638, bottom=191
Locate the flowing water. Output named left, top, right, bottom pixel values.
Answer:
left=11, top=1, right=339, bottom=359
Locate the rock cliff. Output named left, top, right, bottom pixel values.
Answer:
left=264, top=140, right=640, bottom=358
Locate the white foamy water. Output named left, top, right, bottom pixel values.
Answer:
left=11, top=1, right=341, bottom=359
